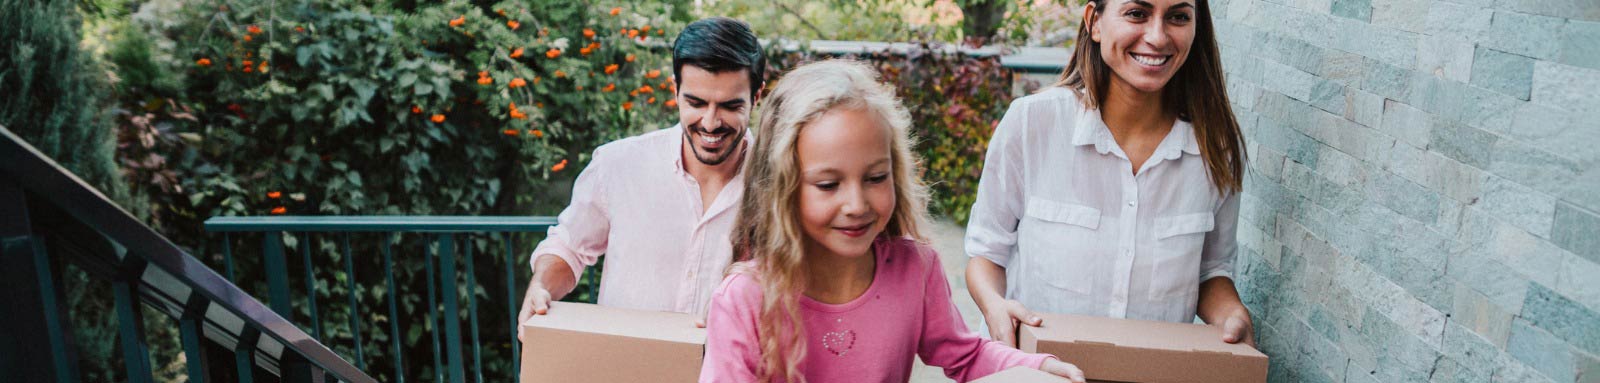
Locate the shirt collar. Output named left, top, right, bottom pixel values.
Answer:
left=1074, top=108, right=1201, bottom=159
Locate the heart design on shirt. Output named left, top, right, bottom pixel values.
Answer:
left=822, top=329, right=856, bottom=356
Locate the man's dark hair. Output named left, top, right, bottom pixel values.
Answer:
left=672, top=17, right=764, bottom=99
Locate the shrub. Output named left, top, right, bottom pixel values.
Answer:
left=766, top=44, right=1029, bottom=224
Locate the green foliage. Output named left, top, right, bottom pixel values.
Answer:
left=766, top=45, right=1028, bottom=224
left=0, top=0, right=130, bottom=207
left=73, top=0, right=693, bottom=380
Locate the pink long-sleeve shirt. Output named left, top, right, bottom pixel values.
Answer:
left=530, top=125, right=748, bottom=315
left=701, top=237, right=1054, bottom=383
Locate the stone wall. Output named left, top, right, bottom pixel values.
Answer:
left=1213, top=0, right=1600, bottom=382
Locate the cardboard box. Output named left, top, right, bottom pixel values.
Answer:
left=972, top=366, right=1073, bottom=382
left=1018, top=313, right=1268, bottom=383
left=519, top=302, right=706, bottom=383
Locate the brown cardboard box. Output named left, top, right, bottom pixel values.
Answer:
left=519, top=302, right=706, bottom=383
left=972, top=366, right=1073, bottom=382
left=1018, top=313, right=1268, bottom=383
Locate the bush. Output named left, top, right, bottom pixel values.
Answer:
left=90, top=0, right=692, bottom=380
left=766, top=44, right=1029, bottom=224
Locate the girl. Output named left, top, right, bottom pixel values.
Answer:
left=964, top=0, right=1255, bottom=348
left=699, top=59, right=1086, bottom=383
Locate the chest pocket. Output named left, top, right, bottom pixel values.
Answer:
left=1018, top=197, right=1102, bottom=295
left=1148, top=212, right=1213, bottom=300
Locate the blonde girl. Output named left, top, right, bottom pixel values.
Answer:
left=699, top=59, right=1085, bottom=383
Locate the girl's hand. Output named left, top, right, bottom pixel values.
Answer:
left=1220, top=308, right=1257, bottom=348
left=1039, top=359, right=1086, bottom=383
left=982, top=299, right=1041, bottom=346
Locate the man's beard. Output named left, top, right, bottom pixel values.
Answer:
left=684, top=123, right=746, bottom=166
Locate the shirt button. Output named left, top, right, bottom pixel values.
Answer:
left=1127, top=201, right=1136, bottom=207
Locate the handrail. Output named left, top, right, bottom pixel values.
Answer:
left=0, top=125, right=375, bottom=383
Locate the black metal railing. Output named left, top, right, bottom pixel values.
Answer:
left=0, top=125, right=375, bottom=383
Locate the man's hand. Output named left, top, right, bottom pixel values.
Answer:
left=1039, top=359, right=1087, bottom=383
left=1220, top=307, right=1256, bottom=348
left=983, top=298, right=1042, bottom=346
left=516, top=283, right=554, bottom=341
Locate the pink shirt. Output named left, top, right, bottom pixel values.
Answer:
left=531, top=125, right=747, bottom=315
left=701, top=237, right=1054, bottom=383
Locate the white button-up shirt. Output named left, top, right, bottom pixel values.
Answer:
left=532, top=124, right=747, bottom=316
left=964, top=88, right=1239, bottom=323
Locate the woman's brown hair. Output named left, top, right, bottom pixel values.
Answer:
left=1056, top=0, right=1246, bottom=193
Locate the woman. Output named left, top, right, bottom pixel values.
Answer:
left=964, top=0, right=1254, bottom=347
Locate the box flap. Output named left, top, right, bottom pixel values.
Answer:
left=521, top=301, right=706, bottom=345
left=1024, top=313, right=1264, bottom=357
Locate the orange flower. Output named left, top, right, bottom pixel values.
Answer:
left=507, top=20, right=521, bottom=30
left=267, top=191, right=282, bottom=199
left=545, top=49, right=561, bottom=59
left=509, top=103, right=528, bottom=119
left=295, top=26, right=305, bottom=33
left=478, top=71, right=489, bottom=78
left=665, top=99, right=677, bottom=108
left=553, top=70, right=567, bottom=78
left=647, top=97, right=656, bottom=104
left=431, top=114, right=446, bottom=123
left=609, top=7, right=621, bottom=16
left=477, top=75, right=493, bottom=85
left=627, top=29, right=639, bottom=38
left=503, top=129, right=520, bottom=136
left=411, top=105, right=423, bottom=114
left=247, top=25, right=263, bottom=35
left=622, top=101, right=634, bottom=110
left=535, top=102, right=544, bottom=108
left=583, top=28, right=596, bottom=39
left=625, top=54, right=636, bottom=63
left=580, top=46, right=593, bottom=56
left=602, top=83, right=616, bottom=92
left=258, top=62, right=268, bottom=73
left=575, top=85, right=583, bottom=91
left=510, top=47, right=524, bottom=58
left=243, top=35, right=253, bottom=42
left=639, top=25, right=651, bottom=33
left=551, top=159, right=568, bottom=172
left=532, top=129, right=544, bottom=138
left=449, top=15, right=466, bottom=27
left=196, top=58, right=212, bottom=66
left=657, top=28, right=665, bottom=36
left=496, top=9, right=505, bottom=15
left=270, top=206, right=287, bottom=215
left=534, top=76, right=542, bottom=84
left=645, top=69, right=661, bottom=79
left=604, top=64, right=619, bottom=75
left=509, top=78, right=527, bottom=88
left=243, top=64, right=254, bottom=73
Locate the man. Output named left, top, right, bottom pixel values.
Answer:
left=517, top=17, right=764, bottom=336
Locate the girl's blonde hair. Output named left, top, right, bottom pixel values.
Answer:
left=728, top=59, right=930, bottom=382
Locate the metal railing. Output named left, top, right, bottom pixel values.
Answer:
left=0, top=126, right=375, bottom=383
left=203, top=216, right=556, bottom=383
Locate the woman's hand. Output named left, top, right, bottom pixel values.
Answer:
left=1220, top=307, right=1256, bottom=348
left=982, top=298, right=1042, bottom=346
left=1039, top=359, right=1087, bottom=383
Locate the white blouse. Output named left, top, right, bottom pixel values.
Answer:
left=964, top=87, right=1239, bottom=323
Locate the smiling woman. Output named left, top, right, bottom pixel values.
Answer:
left=965, top=0, right=1257, bottom=352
